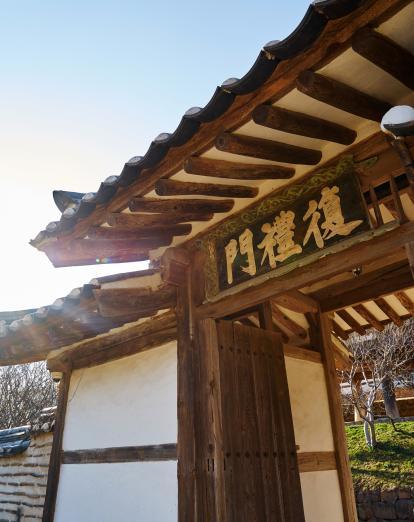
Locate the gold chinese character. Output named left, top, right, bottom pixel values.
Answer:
left=319, top=186, right=362, bottom=239
left=239, top=228, right=256, bottom=277
left=303, top=200, right=324, bottom=248
left=225, top=239, right=238, bottom=285
left=258, top=210, right=302, bottom=268
left=303, top=185, right=363, bottom=249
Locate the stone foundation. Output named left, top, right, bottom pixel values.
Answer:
left=356, top=488, right=414, bottom=521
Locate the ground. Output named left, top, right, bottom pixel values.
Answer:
left=346, top=422, right=414, bottom=489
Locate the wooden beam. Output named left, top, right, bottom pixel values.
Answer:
left=62, top=443, right=177, bottom=464
left=155, top=179, right=258, bottom=198
left=332, top=320, right=349, bottom=341
left=197, top=222, right=414, bottom=320
left=273, top=289, right=318, bottom=314
left=352, top=28, right=414, bottom=91
left=352, top=304, right=384, bottom=332
left=374, top=297, right=403, bottom=326
left=215, top=132, right=321, bottom=165
left=42, top=370, right=71, bottom=522
left=107, top=211, right=213, bottom=228
left=394, top=291, right=414, bottom=315
left=297, top=451, right=336, bottom=473
left=253, top=105, right=356, bottom=145
left=94, top=285, right=176, bottom=318
left=87, top=227, right=173, bottom=246
left=183, top=156, right=295, bottom=180
left=296, top=70, right=392, bottom=122
left=316, top=261, right=414, bottom=312
left=271, top=302, right=307, bottom=339
left=335, top=309, right=366, bottom=336
left=128, top=197, right=234, bottom=214
left=43, top=239, right=150, bottom=267
left=88, top=223, right=191, bottom=240
left=318, top=311, right=358, bottom=522
left=74, top=327, right=177, bottom=370
left=48, top=311, right=177, bottom=371
left=283, top=344, right=321, bottom=364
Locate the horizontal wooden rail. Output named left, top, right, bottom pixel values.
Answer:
left=62, top=443, right=177, bottom=464
left=297, top=451, right=336, bottom=473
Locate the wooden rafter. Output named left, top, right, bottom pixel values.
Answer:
left=155, top=179, right=258, bottom=198
left=332, top=320, right=349, bottom=341
left=183, top=156, right=294, bottom=180
left=272, top=290, right=318, bottom=314
left=94, top=285, right=177, bottom=318
left=252, top=105, right=356, bottom=145
left=335, top=309, right=366, bottom=336
left=296, top=70, right=391, bottom=122
left=374, top=297, right=403, bottom=326
left=128, top=197, right=234, bottom=214
left=394, top=291, right=414, bottom=316
left=352, top=28, right=414, bottom=91
left=106, top=211, right=213, bottom=228
left=270, top=301, right=307, bottom=340
left=88, top=224, right=191, bottom=240
left=215, top=132, right=321, bottom=165
left=43, top=239, right=150, bottom=267
left=352, top=304, right=384, bottom=332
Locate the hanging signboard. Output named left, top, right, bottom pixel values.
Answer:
left=195, top=156, right=371, bottom=299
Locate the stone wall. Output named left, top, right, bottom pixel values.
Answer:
left=0, top=431, right=52, bottom=521
left=356, top=488, right=414, bottom=521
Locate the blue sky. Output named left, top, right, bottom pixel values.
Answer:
left=0, top=0, right=310, bottom=310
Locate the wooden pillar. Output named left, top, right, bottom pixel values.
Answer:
left=42, top=369, right=71, bottom=522
left=318, top=310, right=358, bottom=522
left=163, top=247, right=202, bottom=522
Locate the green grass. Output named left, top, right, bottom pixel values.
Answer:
left=346, top=422, right=414, bottom=489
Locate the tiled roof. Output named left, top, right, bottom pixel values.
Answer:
left=31, top=0, right=367, bottom=248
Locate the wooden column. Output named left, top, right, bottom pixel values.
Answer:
left=163, top=248, right=199, bottom=522
left=42, top=369, right=71, bottom=522
left=317, top=310, right=358, bottom=522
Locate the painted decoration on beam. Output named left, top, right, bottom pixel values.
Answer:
left=195, top=156, right=371, bottom=299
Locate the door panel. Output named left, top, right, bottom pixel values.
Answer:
left=195, top=319, right=305, bottom=522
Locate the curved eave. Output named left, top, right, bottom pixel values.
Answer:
left=31, top=0, right=376, bottom=251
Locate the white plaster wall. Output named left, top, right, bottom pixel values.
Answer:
left=63, top=341, right=177, bottom=450
left=285, top=356, right=334, bottom=452
left=55, top=461, right=177, bottom=522
left=286, top=356, right=344, bottom=521
left=300, top=470, right=344, bottom=522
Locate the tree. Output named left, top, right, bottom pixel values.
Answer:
left=0, top=362, right=57, bottom=429
left=340, top=319, right=414, bottom=448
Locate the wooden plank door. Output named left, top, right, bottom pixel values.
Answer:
left=195, top=319, right=305, bottom=522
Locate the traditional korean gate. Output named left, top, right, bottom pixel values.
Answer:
left=195, top=319, right=305, bottom=522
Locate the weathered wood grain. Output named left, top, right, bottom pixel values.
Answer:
left=62, top=444, right=177, bottom=464
left=216, top=132, right=321, bottom=165
left=253, top=105, right=356, bottom=145
left=184, top=156, right=294, bottom=180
